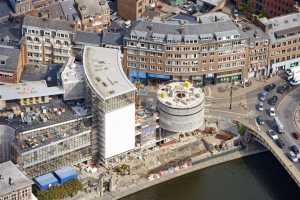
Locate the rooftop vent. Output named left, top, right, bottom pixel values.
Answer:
left=109, top=90, right=115, bottom=95
left=102, top=82, right=108, bottom=87
left=95, top=77, right=101, bottom=82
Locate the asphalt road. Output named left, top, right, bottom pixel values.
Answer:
left=253, top=81, right=300, bottom=170
left=206, top=77, right=300, bottom=170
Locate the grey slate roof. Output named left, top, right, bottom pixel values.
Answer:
left=0, top=1, right=12, bottom=19
left=0, top=46, right=20, bottom=72
left=102, top=31, right=123, bottom=46
left=23, top=16, right=74, bottom=32
left=74, top=31, right=101, bottom=45
left=0, top=161, right=33, bottom=196
left=126, top=19, right=249, bottom=42
left=0, top=20, right=22, bottom=47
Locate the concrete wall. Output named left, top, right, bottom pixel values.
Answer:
left=0, top=125, right=15, bottom=163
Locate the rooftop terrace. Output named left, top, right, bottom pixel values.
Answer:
left=0, top=97, right=90, bottom=133
left=83, top=46, right=135, bottom=100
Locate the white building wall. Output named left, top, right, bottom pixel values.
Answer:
left=271, top=57, right=300, bottom=72
left=104, top=104, right=135, bottom=158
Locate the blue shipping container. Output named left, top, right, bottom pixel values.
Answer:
left=34, top=173, right=59, bottom=190
left=54, top=167, right=78, bottom=184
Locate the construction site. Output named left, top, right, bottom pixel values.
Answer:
left=4, top=96, right=93, bottom=177
left=74, top=116, right=242, bottom=198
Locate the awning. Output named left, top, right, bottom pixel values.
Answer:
left=129, top=70, right=147, bottom=79
left=147, top=73, right=171, bottom=80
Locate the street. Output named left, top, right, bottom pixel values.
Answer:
left=205, top=76, right=300, bottom=172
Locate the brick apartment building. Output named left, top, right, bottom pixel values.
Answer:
left=75, top=0, right=110, bottom=32
left=0, top=45, right=26, bottom=84
left=258, top=13, right=300, bottom=73
left=235, top=0, right=297, bottom=18
left=9, top=0, right=33, bottom=15
left=22, top=16, right=74, bottom=65
left=123, top=19, right=269, bottom=85
left=117, top=0, right=156, bottom=21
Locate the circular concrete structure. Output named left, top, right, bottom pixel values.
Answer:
left=157, top=81, right=205, bottom=133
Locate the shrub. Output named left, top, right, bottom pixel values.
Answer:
left=36, top=179, right=82, bottom=200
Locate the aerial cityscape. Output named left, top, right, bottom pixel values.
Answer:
left=1, top=0, right=300, bottom=200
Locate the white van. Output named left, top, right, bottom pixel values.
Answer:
left=274, top=117, right=284, bottom=133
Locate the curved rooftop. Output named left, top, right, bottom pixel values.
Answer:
left=157, top=82, right=204, bottom=109
left=83, top=46, right=135, bottom=100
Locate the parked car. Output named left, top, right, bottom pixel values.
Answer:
left=269, top=107, right=276, bottom=117
left=277, top=84, right=290, bottom=94
left=286, top=69, right=293, bottom=77
left=275, top=138, right=285, bottom=149
left=264, top=83, right=276, bottom=92
left=259, top=91, right=268, bottom=102
left=289, top=79, right=300, bottom=86
left=288, top=151, right=298, bottom=162
left=267, top=129, right=279, bottom=140
left=290, top=145, right=300, bottom=155
left=256, top=116, right=265, bottom=125
left=257, top=102, right=264, bottom=111
left=268, top=95, right=278, bottom=106
left=292, top=132, right=300, bottom=140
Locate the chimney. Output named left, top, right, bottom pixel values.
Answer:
left=179, top=20, right=185, bottom=34
left=8, top=177, right=14, bottom=185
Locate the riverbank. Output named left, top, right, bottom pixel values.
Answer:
left=97, top=144, right=267, bottom=200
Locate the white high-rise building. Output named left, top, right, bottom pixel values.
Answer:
left=83, top=46, right=136, bottom=163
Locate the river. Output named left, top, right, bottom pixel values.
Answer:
left=121, top=152, right=300, bottom=200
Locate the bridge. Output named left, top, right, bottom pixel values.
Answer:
left=233, top=117, right=300, bottom=187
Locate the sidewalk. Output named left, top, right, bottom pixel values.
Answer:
left=204, top=76, right=281, bottom=99
left=294, top=108, right=300, bottom=132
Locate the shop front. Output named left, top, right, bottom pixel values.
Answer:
left=216, top=70, right=242, bottom=83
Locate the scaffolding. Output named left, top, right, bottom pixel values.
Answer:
left=11, top=115, right=93, bottom=177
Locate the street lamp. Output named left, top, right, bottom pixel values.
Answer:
left=229, top=80, right=234, bottom=110
left=135, top=38, right=142, bottom=107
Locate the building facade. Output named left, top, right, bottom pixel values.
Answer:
left=124, top=20, right=269, bottom=85
left=165, top=0, right=186, bottom=6
left=75, top=0, right=110, bottom=32
left=9, top=0, right=33, bottom=15
left=258, top=13, right=300, bottom=73
left=83, top=46, right=136, bottom=164
left=117, top=0, right=156, bottom=21
left=235, top=0, right=296, bottom=18
left=0, top=45, right=26, bottom=84
left=11, top=112, right=92, bottom=177
left=22, top=16, right=74, bottom=65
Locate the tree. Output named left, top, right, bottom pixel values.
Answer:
left=238, top=124, right=247, bottom=136
left=36, top=179, right=83, bottom=200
